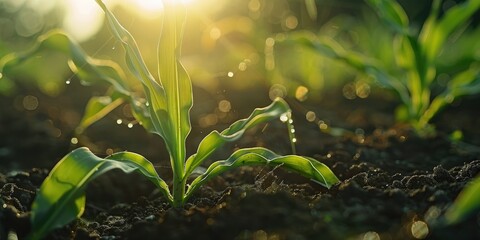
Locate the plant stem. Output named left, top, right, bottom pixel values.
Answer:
left=172, top=175, right=186, bottom=207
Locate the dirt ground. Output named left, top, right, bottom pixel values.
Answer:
left=1, top=82, right=480, bottom=239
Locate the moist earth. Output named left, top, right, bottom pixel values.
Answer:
left=1, top=85, right=480, bottom=240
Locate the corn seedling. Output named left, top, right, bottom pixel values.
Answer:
left=0, top=1, right=339, bottom=239
left=274, top=0, right=480, bottom=135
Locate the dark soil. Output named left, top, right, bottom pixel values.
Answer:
left=1, top=83, right=480, bottom=240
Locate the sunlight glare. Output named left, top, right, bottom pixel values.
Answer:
left=131, top=0, right=197, bottom=11
left=63, top=0, right=104, bottom=42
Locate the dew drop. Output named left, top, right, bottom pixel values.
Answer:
left=280, top=113, right=289, bottom=123
left=112, top=46, right=116, bottom=50
left=145, top=102, right=150, bottom=107
left=127, top=123, right=134, bottom=128
left=227, top=71, right=234, bottom=77
left=116, top=119, right=123, bottom=125
left=71, top=137, right=78, bottom=144
left=0, top=72, right=3, bottom=79
left=288, top=119, right=293, bottom=124
left=292, top=138, right=297, bottom=143
left=290, top=128, right=295, bottom=133
left=65, top=80, right=71, bottom=85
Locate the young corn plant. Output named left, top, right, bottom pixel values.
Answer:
left=274, top=0, right=480, bottom=135
left=1, top=1, right=339, bottom=239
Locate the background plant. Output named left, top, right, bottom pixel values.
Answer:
left=273, top=0, right=480, bottom=134
left=1, top=1, right=339, bottom=239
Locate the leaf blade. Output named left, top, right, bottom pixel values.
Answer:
left=445, top=176, right=480, bottom=224
left=185, top=147, right=339, bottom=202
left=184, top=98, right=292, bottom=178
left=158, top=2, right=193, bottom=176
left=29, top=147, right=171, bottom=240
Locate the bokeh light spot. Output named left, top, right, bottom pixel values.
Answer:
left=411, top=221, right=429, bottom=239
left=209, top=27, right=221, bottom=40
left=218, top=100, right=231, bottom=113
left=22, top=95, right=39, bottom=111
left=295, top=86, right=309, bottom=101
left=306, top=111, right=316, bottom=122
left=362, top=231, right=380, bottom=240
left=285, top=15, right=298, bottom=30
left=269, top=84, right=287, bottom=100
left=248, top=0, right=261, bottom=12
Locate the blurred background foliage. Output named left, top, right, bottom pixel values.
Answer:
left=0, top=0, right=478, bottom=102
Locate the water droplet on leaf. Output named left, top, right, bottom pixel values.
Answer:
left=227, top=71, right=234, bottom=77
left=127, top=123, right=134, bottom=128
left=71, top=138, right=78, bottom=144
left=65, top=80, right=71, bottom=85
left=280, top=113, right=289, bottom=123
left=116, top=119, right=123, bottom=125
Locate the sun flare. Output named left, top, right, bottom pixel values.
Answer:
left=128, top=0, right=199, bottom=18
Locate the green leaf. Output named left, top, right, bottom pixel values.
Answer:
left=185, top=147, right=339, bottom=202
left=0, top=30, right=130, bottom=95
left=158, top=2, right=193, bottom=177
left=365, top=0, right=409, bottom=34
left=0, top=30, right=154, bottom=133
left=76, top=95, right=124, bottom=134
left=420, top=0, right=480, bottom=62
left=184, top=98, right=292, bottom=177
left=29, top=147, right=171, bottom=240
left=282, top=32, right=410, bottom=104
left=95, top=0, right=171, bottom=141
left=445, top=176, right=480, bottom=224
left=418, top=66, right=480, bottom=128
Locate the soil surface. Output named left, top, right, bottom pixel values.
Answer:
left=1, top=83, right=480, bottom=240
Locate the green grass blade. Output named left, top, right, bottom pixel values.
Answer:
left=445, top=176, right=480, bottom=224
left=29, top=147, right=171, bottom=240
left=184, top=98, right=292, bottom=178
left=185, top=147, right=339, bottom=202
left=365, top=0, right=409, bottom=34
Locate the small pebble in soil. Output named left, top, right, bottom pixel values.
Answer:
left=145, top=215, right=155, bottom=221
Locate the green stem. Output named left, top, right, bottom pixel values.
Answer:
left=172, top=175, right=186, bottom=207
